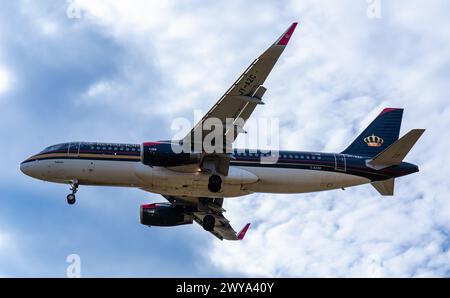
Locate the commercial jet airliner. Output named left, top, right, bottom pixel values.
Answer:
left=20, top=23, right=425, bottom=240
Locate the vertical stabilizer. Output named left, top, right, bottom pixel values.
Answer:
left=342, top=108, right=403, bottom=157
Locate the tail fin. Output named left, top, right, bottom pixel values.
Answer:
left=341, top=108, right=404, bottom=157
left=367, top=129, right=425, bottom=170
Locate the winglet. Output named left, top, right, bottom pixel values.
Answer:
left=274, top=22, right=298, bottom=46
left=237, top=223, right=251, bottom=240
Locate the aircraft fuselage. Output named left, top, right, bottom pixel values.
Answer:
left=20, top=142, right=418, bottom=198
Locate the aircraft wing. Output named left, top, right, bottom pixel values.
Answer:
left=181, top=22, right=298, bottom=158
left=163, top=195, right=250, bottom=241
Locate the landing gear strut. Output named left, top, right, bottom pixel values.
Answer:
left=67, top=179, right=78, bottom=205
left=208, top=175, right=222, bottom=193
left=203, top=214, right=216, bottom=231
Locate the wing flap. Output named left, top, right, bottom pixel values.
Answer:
left=157, top=195, right=250, bottom=241
left=194, top=213, right=249, bottom=241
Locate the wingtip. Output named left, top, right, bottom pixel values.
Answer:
left=275, top=22, right=299, bottom=46
left=237, top=223, right=251, bottom=240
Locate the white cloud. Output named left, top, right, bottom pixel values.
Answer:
left=0, top=229, right=23, bottom=276
left=86, top=81, right=111, bottom=97
left=74, top=0, right=280, bottom=117
left=0, top=65, right=13, bottom=95
left=0, top=232, right=9, bottom=249
left=37, top=19, right=59, bottom=36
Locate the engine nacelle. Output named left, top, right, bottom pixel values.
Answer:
left=140, top=203, right=193, bottom=227
left=141, top=142, right=201, bottom=167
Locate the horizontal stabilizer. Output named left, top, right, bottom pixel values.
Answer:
left=367, top=129, right=425, bottom=170
left=371, top=178, right=395, bottom=196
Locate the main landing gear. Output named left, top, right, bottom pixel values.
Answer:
left=203, top=214, right=216, bottom=231
left=208, top=174, right=222, bottom=193
left=67, top=179, right=78, bottom=205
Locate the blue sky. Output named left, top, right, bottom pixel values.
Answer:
left=1, top=0, right=450, bottom=277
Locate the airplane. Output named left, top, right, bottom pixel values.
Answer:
left=20, top=22, right=425, bottom=241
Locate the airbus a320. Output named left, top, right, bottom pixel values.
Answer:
left=21, top=23, right=425, bottom=240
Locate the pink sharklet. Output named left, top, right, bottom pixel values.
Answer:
left=275, top=22, right=298, bottom=46
left=237, top=223, right=251, bottom=240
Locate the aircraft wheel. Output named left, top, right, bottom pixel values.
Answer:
left=208, top=175, right=222, bottom=193
left=203, top=215, right=215, bottom=231
left=67, top=194, right=76, bottom=205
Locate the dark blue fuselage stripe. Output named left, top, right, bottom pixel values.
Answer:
left=22, top=156, right=139, bottom=163
left=21, top=155, right=390, bottom=181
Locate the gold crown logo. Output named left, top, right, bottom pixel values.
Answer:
left=364, top=134, right=384, bottom=147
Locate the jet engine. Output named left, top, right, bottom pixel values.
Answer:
left=141, top=142, right=202, bottom=167
left=140, top=203, right=193, bottom=227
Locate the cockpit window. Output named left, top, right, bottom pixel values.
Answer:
left=41, top=143, right=69, bottom=154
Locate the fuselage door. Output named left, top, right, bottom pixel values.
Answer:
left=67, top=142, right=80, bottom=157
left=334, top=154, right=346, bottom=172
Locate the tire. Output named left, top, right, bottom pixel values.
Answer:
left=208, top=175, right=222, bottom=193
left=67, top=194, right=76, bottom=205
left=203, top=215, right=215, bottom=231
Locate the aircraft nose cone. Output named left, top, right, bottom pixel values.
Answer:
left=20, top=161, right=30, bottom=176
left=20, top=158, right=38, bottom=178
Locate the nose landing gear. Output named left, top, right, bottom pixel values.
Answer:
left=67, top=179, right=78, bottom=205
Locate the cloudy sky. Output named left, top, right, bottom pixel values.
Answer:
left=1, top=0, right=449, bottom=277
